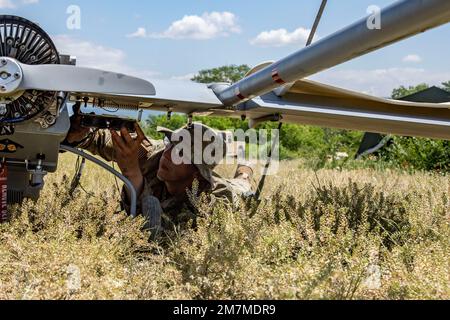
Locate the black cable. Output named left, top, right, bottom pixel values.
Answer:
left=112, top=162, right=131, bottom=215
left=112, top=162, right=123, bottom=197
left=67, top=127, right=99, bottom=197
left=69, top=156, right=81, bottom=195
left=69, top=156, right=94, bottom=197
left=254, top=122, right=283, bottom=201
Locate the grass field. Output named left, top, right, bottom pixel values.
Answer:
left=0, top=153, right=448, bottom=300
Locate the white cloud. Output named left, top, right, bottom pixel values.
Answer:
left=53, top=35, right=158, bottom=80
left=311, top=67, right=450, bottom=97
left=403, top=54, right=422, bottom=63
left=145, top=11, right=241, bottom=40
left=250, top=27, right=318, bottom=47
left=0, top=0, right=38, bottom=8
left=127, top=27, right=147, bottom=39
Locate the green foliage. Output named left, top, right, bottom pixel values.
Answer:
left=257, top=123, right=363, bottom=164
left=380, top=137, right=450, bottom=172
left=144, top=114, right=449, bottom=173
left=442, top=81, right=450, bottom=92
left=145, top=114, right=188, bottom=139
left=144, top=115, right=364, bottom=163
left=144, top=114, right=248, bottom=139
left=295, top=180, right=411, bottom=249
left=391, top=83, right=430, bottom=99
left=191, top=65, right=251, bottom=84
left=193, top=116, right=248, bottom=131
left=391, top=80, right=450, bottom=96
left=384, top=82, right=450, bottom=173
left=312, top=128, right=363, bottom=169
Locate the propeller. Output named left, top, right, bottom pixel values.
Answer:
left=0, top=15, right=156, bottom=125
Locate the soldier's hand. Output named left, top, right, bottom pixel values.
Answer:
left=66, top=114, right=91, bottom=144
left=110, top=123, right=146, bottom=195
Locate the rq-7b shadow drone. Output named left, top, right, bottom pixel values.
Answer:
left=0, top=0, right=449, bottom=218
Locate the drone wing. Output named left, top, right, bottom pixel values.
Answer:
left=18, top=60, right=446, bottom=140
left=227, top=79, right=450, bottom=140
left=67, top=75, right=449, bottom=140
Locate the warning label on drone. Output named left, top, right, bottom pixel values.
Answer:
left=0, top=162, right=7, bottom=223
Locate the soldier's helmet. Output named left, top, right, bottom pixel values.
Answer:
left=157, top=123, right=227, bottom=188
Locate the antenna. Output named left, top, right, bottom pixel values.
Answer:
left=254, top=1, right=329, bottom=202
left=306, top=0, right=328, bottom=46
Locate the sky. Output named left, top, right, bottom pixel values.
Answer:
left=1, top=0, right=449, bottom=97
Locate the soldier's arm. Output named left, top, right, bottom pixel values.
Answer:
left=210, top=164, right=256, bottom=208
left=76, top=129, right=117, bottom=162
left=76, top=128, right=163, bottom=164
left=65, top=112, right=118, bottom=162
left=66, top=111, right=159, bottom=163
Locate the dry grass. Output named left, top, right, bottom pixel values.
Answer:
left=0, top=153, right=448, bottom=300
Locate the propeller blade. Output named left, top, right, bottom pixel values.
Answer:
left=18, top=62, right=156, bottom=95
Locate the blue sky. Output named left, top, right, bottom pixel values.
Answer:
left=1, top=0, right=449, bottom=96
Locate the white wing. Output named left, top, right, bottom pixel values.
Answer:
left=237, top=79, right=450, bottom=140
left=17, top=62, right=449, bottom=140
left=91, top=78, right=449, bottom=140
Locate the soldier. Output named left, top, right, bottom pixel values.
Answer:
left=65, top=116, right=255, bottom=237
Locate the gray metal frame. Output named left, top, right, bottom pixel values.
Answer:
left=60, top=145, right=138, bottom=218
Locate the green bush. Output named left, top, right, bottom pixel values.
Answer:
left=380, top=137, right=450, bottom=172
left=145, top=114, right=188, bottom=139
left=144, top=115, right=363, bottom=161
left=144, top=115, right=449, bottom=173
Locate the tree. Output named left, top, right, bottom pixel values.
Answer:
left=381, top=137, right=450, bottom=172
left=385, top=82, right=450, bottom=173
left=145, top=114, right=187, bottom=139
left=391, top=83, right=430, bottom=99
left=191, top=65, right=251, bottom=84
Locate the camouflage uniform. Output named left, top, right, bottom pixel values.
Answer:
left=77, top=129, right=254, bottom=234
